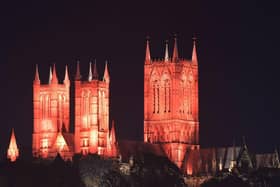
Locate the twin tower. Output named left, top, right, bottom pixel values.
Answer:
left=32, top=37, right=199, bottom=168
left=33, top=62, right=116, bottom=160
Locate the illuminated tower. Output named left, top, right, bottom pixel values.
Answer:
left=74, top=61, right=111, bottom=156
left=7, top=128, right=19, bottom=162
left=33, top=64, right=71, bottom=159
left=144, top=37, right=199, bottom=167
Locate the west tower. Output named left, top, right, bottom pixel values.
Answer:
left=33, top=64, right=72, bottom=159
left=144, top=37, right=199, bottom=167
left=74, top=62, right=111, bottom=156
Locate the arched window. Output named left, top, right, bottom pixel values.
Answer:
left=180, top=73, right=187, bottom=114
left=163, top=79, right=171, bottom=113
left=82, top=90, right=91, bottom=129
left=187, top=70, right=194, bottom=116
left=150, top=70, right=160, bottom=114
left=152, top=80, right=160, bottom=114
left=162, top=71, right=171, bottom=113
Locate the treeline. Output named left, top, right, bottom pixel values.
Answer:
left=0, top=153, right=186, bottom=187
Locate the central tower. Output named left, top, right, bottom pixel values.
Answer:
left=144, top=37, right=199, bottom=167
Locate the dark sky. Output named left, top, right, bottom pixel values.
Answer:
left=1, top=1, right=280, bottom=158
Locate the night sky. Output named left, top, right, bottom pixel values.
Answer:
left=1, top=1, right=280, bottom=158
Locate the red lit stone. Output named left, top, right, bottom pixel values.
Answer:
left=144, top=37, right=199, bottom=168
left=7, top=128, right=19, bottom=162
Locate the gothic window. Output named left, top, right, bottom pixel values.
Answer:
left=40, top=95, right=44, bottom=119
left=151, top=69, right=160, bottom=114
left=161, top=71, right=171, bottom=114
left=58, top=94, right=63, bottom=130
left=98, top=90, right=107, bottom=130
left=179, top=79, right=186, bottom=114
left=82, top=90, right=91, bottom=129
left=82, top=138, right=89, bottom=147
left=152, top=80, right=160, bottom=114
left=163, top=79, right=171, bottom=113
left=187, top=70, right=194, bottom=115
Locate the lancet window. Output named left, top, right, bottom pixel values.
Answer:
left=152, top=80, right=160, bottom=114
left=163, top=78, right=171, bottom=113
left=82, top=90, right=91, bottom=129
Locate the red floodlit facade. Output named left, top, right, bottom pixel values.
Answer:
left=7, top=128, right=19, bottom=162
left=144, top=38, right=199, bottom=168
left=32, top=62, right=117, bottom=160
left=33, top=64, right=73, bottom=159
left=74, top=61, right=112, bottom=156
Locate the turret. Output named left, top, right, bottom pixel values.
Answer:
left=51, top=64, right=58, bottom=84
left=145, top=38, right=151, bottom=64
left=75, top=61, right=81, bottom=81
left=164, top=40, right=169, bottom=62
left=7, top=128, right=19, bottom=162
left=34, top=64, right=40, bottom=84
left=48, top=66, right=52, bottom=84
left=192, top=37, right=198, bottom=65
left=88, top=62, right=93, bottom=82
left=63, top=65, right=70, bottom=86
left=93, top=60, right=99, bottom=80
left=172, top=36, right=179, bottom=62
left=103, top=61, right=110, bottom=83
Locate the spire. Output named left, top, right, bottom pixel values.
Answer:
left=51, top=64, right=58, bottom=84
left=145, top=37, right=151, bottom=64
left=75, top=60, right=81, bottom=80
left=192, top=37, right=198, bottom=64
left=108, top=120, right=117, bottom=157
left=164, top=40, right=169, bottom=62
left=48, top=66, right=52, bottom=84
left=242, top=136, right=247, bottom=150
left=63, top=65, right=70, bottom=85
left=110, top=120, right=116, bottom=144
left=88, top=62, right=93, bottom=82
left=93, top=60, right=99, bottom=80
left=7, top=128, right=19, bottom=162
left=34, top=64, right=40, bottom=84
left=103, top=61, right=110, bottom=83
left=172, top=35, right=179, bottom=62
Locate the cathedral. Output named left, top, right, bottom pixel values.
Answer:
left=29, top=36, right=200, bottom=166
left=5, top=36, right=200, bottom=168
left=6, top=36, right=280, bottom=179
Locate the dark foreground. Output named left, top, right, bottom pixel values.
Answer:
left=0, top=154, right=186, bottom=187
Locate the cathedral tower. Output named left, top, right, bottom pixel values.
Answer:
left=144, top=37, right=199, bottom=167
left=74, top=61, right=111, bottom=156
left=33, top=64, right=71, bottom=159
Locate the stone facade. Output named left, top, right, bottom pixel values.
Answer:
left=32, top=62, right=117, bottom=160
